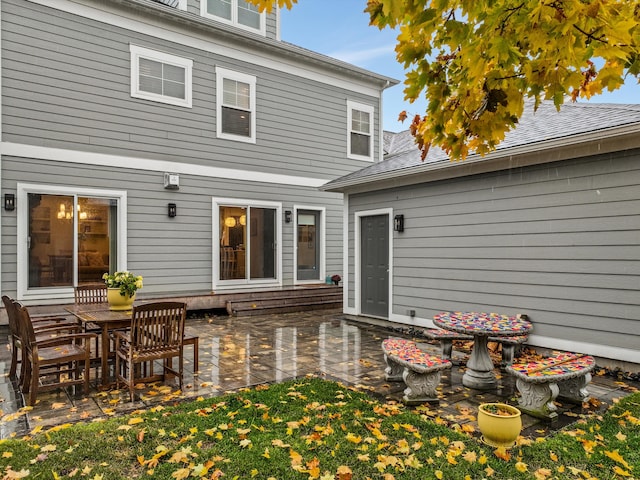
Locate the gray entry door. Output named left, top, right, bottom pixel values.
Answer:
left=360, top=214, right=389, bottom=318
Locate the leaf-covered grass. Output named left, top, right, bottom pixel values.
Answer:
left=1, top=377, right=639, bottom=479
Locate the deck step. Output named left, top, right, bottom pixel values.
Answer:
left=226, top=290, right=342, bottom=316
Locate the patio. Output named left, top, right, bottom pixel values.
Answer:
left=1, top=308, right=638, bottom=440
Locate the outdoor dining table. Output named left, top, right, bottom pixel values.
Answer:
left=433, top=311, right=532, bottom=390
left=65, top=303, right=132, bottom=389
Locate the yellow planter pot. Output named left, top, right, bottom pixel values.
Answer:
left=477, top=403, right=522, bottom=448
left=107, top=288, right=135, bottom=311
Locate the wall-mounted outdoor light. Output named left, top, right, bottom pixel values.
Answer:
left=394, top=214, right=404, bottom=232
left=4, top=194, right=15, bottom=211
left=284, top=210, right=292, bottom=223
left=168, top=203, right=177, bottom=218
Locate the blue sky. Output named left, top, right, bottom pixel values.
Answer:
left=280, top=1, right=640, bottom=132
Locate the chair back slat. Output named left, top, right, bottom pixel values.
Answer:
left=74, top=284, right=108, bottom=304
left=130, top=302, right=186, bottom=354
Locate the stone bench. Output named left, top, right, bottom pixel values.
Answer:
left=381, top=338, right=451, bottom=405
left=423, top=328, right=528, bottom=367
left=506, top=352, right=596, bottom=420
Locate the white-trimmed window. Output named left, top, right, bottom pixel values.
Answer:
left=216, top=67, right=256, bottom=143
left=130, top=45, right=193, bottom=108
left=201, top=0, right=265, bottom=34
left=17, top=184, right=127, bottom=301
left=347, top=101, right=374, bottom=161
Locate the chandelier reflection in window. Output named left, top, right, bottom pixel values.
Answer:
left=57, top=203, right=88, bottom=221
left=224, top=214, right=246, bottom=228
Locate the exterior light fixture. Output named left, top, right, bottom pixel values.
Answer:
left=284, top=210, right=292, bottom=223
left=4, top=194, right=15, bottom=211
left=394, top=214, right=404, bottom=232
left=168, top=203, right=177, bottom=217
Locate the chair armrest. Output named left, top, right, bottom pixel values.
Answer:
left=31, top=315, right=73, bottom=324
left=34, top=333, right=98, bottom=348
left=112, top=330, right=131, bottom=342
left=33, top=323, right=82, bottom=334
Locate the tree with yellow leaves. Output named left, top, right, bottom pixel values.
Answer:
left=249, top=0, right=639, bottom=160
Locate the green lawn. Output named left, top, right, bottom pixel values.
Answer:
left=1, top=377, right=638, bottom=479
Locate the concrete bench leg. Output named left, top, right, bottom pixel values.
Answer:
left=558, top=373, right=592, bottom=404
left=515, top=379, right=559, bottom=420
left=501, top=344, right=516, bottom=369
left=402, top=368, right=442, bottom=405
left=440, top=339, right=453, bottom=361
left=383, top=354, right=404, bottom=381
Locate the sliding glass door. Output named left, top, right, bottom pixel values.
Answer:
left=26, top=193, right=118, bottom=288
left=218, top=202, right=278, bottom=283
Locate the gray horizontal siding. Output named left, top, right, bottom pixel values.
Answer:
left=1, top=157, right=344, bottom=297
left=348, top=149, right=640, bottom=352
left=2, top=0, right=380, bottom=179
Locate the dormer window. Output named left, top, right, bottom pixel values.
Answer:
left=150, top=0, right=187, bottom=9
left=201, top=0, right=265, bottom=34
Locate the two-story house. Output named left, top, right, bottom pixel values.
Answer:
left=0, top=0, right=398, bottom=306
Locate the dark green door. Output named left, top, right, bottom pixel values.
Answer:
left=360, top=214, right=389, bottom=318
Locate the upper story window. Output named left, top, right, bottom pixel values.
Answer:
left=347, top=101, right=374, bottom=161
left=130, top=45, right=192, bottom=108
left=216, top=67, right=257, bottom=143
left=201, top=0, right=265, bottom=34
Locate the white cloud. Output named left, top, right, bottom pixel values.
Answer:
left=327, top=43, right=396, bottom=66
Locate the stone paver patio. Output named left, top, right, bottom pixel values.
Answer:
left=1, top=308, right=638, bottom=441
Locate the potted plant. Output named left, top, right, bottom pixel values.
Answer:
left=477, top=402, right=522, bottom=448
left=102, top=271, right=143, bottom=311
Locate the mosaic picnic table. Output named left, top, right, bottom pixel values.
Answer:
left=433, top=312, right=532, bottom=390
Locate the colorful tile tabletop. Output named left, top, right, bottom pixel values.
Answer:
left=433, top=311, right=532, bottom=336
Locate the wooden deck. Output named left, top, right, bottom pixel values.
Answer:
left=11, top=285, right=343, bottom=320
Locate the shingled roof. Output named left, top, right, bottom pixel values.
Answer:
left=324, top=101, right=640, bottom=192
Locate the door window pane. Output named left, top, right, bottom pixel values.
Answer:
left=77, top=197, right=115, bottom=284
left=219, top=206, right=247, bottom=280
left=28, top=194, right=73, bottom=287
left=218, top=205, right=276, bottom=281
left=297, top=211, right=320, bottom=281
left=249, top=208, right=276, bottom=279
left=27, top=193, right=118, bottom=288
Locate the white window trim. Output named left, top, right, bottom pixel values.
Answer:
left=293, top=205, right=326, bottom=285
left=200, top=0, right=266, bottom=35
left=216, top=67, right=257, bottom=144
left=347, top=100, right=374, bottom=162
left=16, top=184, right=127, bottom=302
left=130, top=44, right=193, bottom=108
left=212, top=198, right=282, bottom=290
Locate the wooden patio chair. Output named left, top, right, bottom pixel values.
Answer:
left=74, top=283, right=108, bottom=304
left=74, top=283, right=108, bottom=356
left=114, top=302, right=186, bottom=401
left=14, top=301, right=96, bottom=406
left=2, top=295, right=77, bottom=387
